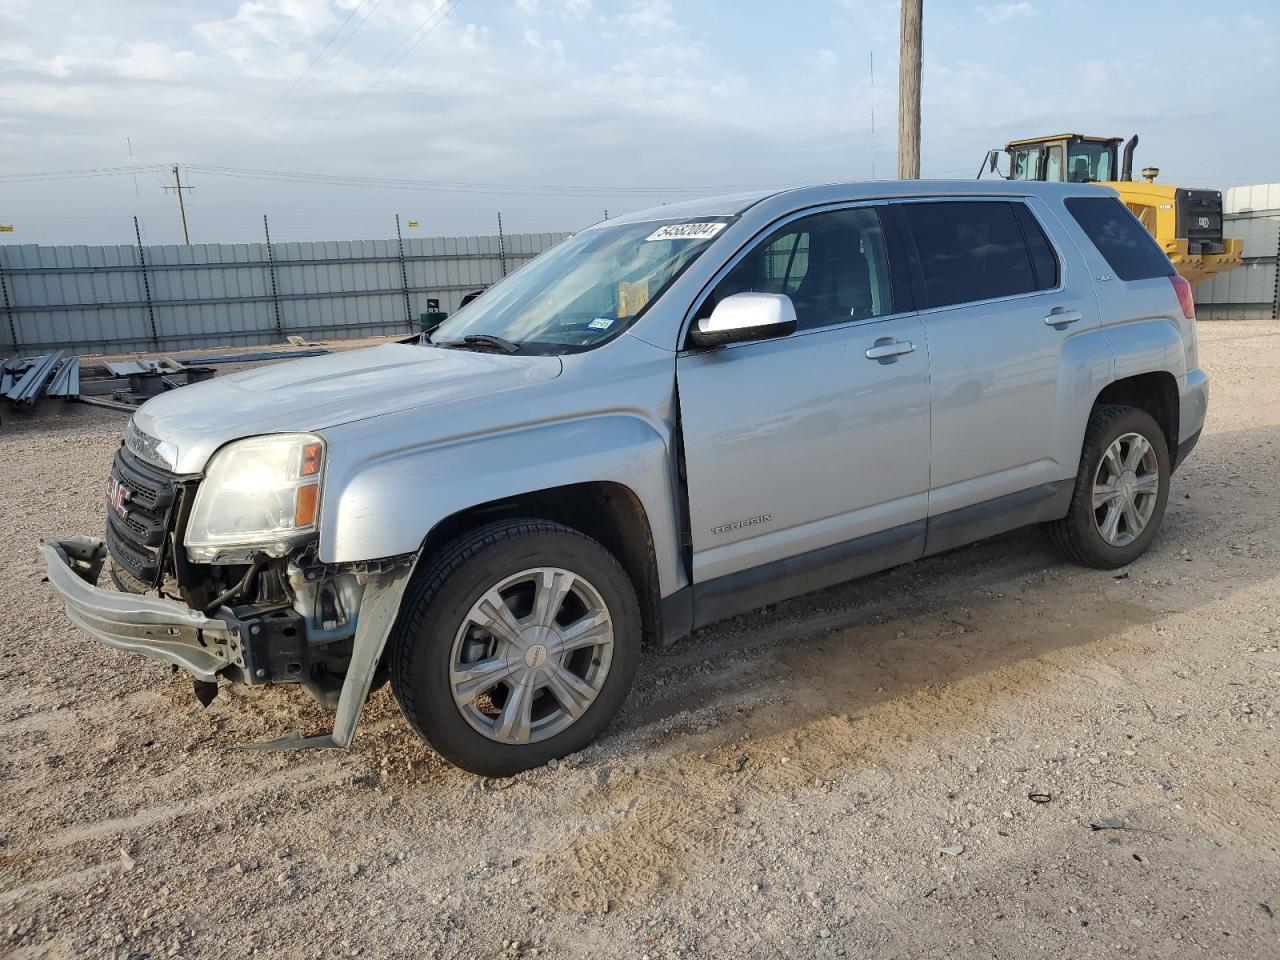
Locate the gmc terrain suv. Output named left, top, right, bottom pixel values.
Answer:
left=43, top=180, right=1207, bottom=776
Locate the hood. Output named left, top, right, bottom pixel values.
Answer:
left=132, top=343, right=562, bottom=474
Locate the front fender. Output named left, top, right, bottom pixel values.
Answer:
left=317, top=414, right=686, bottom=596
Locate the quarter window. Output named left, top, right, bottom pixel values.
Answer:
left=706, top=207, right=894, bottom=331
left=1064, top=196, right=1173, bottom=281
left=900, top=200, right=1052, bottom=309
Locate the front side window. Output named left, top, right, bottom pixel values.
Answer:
left=1010, top=147, right=1042, bottom=180
left=703, top=207, right=894, bottom=331
left=431, top=217, right=733, bottom=353
left=1065, top=196, right=1173, bottom=281
left=1066, top=141, right=1114, bottom=182
left=900, top=200, right=1050, bottom=309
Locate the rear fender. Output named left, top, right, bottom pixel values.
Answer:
left=1051, top=328, right=1115, bottom=475
left=1103, top=318, right=1188, bottom=388
left=317, top=415, right=686, bottom=596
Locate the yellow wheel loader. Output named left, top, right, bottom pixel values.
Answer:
left=980, top=134, right=1242, bottom=285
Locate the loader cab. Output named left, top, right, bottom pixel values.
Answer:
left=1005, top=134, right=1123, bottom=184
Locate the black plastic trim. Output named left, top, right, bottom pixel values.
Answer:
left=670, top=480, right=1076, bottom=640
left=691, top=520, right=926, bottom=629
left=923, top=480, right=1073, bottom=557
left=660, top=586, right=694, bottom=645
left=1175, top=428, right=1201, bottom=472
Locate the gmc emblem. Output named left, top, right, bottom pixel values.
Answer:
left=106, top=475, right=131, bottom=520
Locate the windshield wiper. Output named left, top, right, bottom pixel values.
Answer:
left=434, top=334, right=522, bottom=354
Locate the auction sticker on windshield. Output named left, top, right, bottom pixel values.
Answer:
left=645, top=222, right=727, bottom=242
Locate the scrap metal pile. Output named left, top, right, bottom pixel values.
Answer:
left=1, top=346, right=330, bottom=420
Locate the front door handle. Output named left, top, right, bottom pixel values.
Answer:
left=1044, top=308, right=1082, bottom=327
left=865, top=338, right=915, bottom=361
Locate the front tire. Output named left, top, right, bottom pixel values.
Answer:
left=388, top=519, right=640, bottom=777
left=1045, top=404, right=1171, bottom=569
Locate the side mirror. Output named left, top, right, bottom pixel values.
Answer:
left=688, top=292, right=798, bottom=348
left=988, top=149, right=1001, bottom=173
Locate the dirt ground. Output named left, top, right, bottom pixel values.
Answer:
left=2, top=322, right=1278, bottom=960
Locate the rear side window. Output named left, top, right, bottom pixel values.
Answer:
left=1064, top=196, right=1173, bottom=281
left=900, top=200, right=1052, bottom=309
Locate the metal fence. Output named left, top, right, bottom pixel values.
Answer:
left=0, top=231, right=569, bottom=356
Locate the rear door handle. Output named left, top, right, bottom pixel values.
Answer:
left=1044, top=308, right=1082, bottom=327
left=865, top=338, right=915, bottom=361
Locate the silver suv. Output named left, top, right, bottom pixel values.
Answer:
left=43, top=180, right=1208, bottom=776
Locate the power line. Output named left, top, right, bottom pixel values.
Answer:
left=185, top=163, right=760, bottom=197
left=256, top=0, right=373, bottom=128
left=305, top=0, right=464, bottom=145
left=0, top=160, right=758, bottom=195
left=0, top=164, right=169, bottom=183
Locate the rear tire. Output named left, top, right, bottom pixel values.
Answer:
left=1045, top=404, right=1171, bottom=569
left=388, top=518, right=640, bottom=777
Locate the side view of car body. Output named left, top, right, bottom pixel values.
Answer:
left=43, top=179, right=1207, bottom=775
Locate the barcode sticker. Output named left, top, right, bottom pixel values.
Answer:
left=645, top=222, right=727, bottom=242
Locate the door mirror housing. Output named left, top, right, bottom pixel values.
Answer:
left=688, top=292, right=798, bottom=348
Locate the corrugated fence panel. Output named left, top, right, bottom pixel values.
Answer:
left=0, top=231, right=569, bottom=355
left=1194, top=184, right=1280, bottom=321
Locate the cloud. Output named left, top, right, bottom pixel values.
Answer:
left=522, top=28, right=565, bottom=62
left=515, top=0, right=592, bottom=18
left=0, top=0, right=1276, bottom=246
left=617, top=0, right=676, bottom=34
left=976, top=2, right=1034, bottom=24
left=32, top=40, right=198, bottom=81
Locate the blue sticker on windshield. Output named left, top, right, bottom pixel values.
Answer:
left=588, top=317, right=615, bottom=330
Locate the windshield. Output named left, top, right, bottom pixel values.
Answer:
left=429, top=217, right=734, bottom=353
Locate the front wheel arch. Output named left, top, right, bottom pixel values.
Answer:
left=413, top=481, right=666, bottom=646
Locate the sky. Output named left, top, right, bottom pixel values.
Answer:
left=0, top=0, right=1277, bottom=246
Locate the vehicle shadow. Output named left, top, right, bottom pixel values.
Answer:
left=608, top=419, right=1279, bottom=767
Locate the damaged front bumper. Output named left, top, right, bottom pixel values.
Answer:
left=40, top=537, right=237, bottom=682
left=41, top=536, right=415, bottom=749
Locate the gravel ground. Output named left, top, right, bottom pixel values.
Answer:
left=2, top=322, right=1278, bottom=959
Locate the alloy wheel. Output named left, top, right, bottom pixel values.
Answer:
left=1092, top=432, right=1160, bottom=547
left=448, top=567, right=615, bottom=745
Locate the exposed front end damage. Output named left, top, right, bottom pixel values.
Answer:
left=41, top=534, right=415, bottom=749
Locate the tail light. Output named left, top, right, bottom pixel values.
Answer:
left=1169, top=274, right=1195, bottom=320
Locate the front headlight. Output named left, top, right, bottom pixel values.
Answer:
left=185, top=434, right=325, bottom=563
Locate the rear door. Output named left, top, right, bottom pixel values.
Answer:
left=891, top=197, right=1101, bottom=546
left=675, top=203, right=931, bottom=620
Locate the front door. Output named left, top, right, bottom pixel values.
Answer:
left=675, top=204, right=932, bottom=624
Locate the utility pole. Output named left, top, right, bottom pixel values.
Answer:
left=897, top=0, right=923, bottom=180
left=869, top=50, right=876, bottom=180
left=163, top=164, right=192, bottom=244
left=497, top=212, right=507, bottom=277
